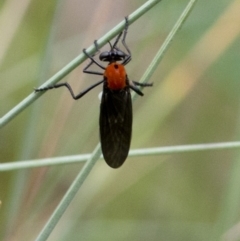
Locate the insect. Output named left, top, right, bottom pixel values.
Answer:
left=35, top=17, right=152, bottom=168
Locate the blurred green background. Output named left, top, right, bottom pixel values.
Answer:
left=1, top=0, right=240, bottom=240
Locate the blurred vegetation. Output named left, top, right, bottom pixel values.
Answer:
left=1, top=0, right=240, bottom=240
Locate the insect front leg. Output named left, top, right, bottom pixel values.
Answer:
left=83, top=48, right=105, bottom=71
left=121, top=17, right=132, bottom=65
left=83, top=40, right=104, bottom=76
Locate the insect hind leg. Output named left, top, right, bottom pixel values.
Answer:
left=132, top=81, right=153, bottom=87
left=35, top=80, right=104, bottom=100
left=129, top=81, right=153, bottom=96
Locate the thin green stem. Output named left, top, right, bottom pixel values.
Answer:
left=2, top=1, right=65, bottom=236
left=35, top=144, right=101, bottom=241
left=133, top=0, right=198, bottom=101
left=0, top=0, right=162, bottom=128
left=0, top=141, right=240, bottom=171
left=211, top=71, right=240, bottom=239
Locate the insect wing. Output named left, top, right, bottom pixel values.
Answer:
left=100, top=86, right=132, bottom=168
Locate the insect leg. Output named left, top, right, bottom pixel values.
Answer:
left=129, top=84, right=144, bottom=96
left=83, top=48, right=105, bottom=70
left=128, top=80, right=153, bottom=96
left=35, top=80, right=104, bottom=100
left=121, top=17, right=132, bottom=65
left=112, top=30, right=123, bottom=49
left=93, top=40, right=101, bottom=54
left=132, top=81, right=153, bottom=87
left=83, top=40, right=104, bottom=76
left=83, top=60, right=103, bottom=76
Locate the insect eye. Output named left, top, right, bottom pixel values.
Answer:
left=99, top=51, right=109, bottom=61
left=99, top=49, right=127, bottom=62
left=115, top=50, right=126, bottom=60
